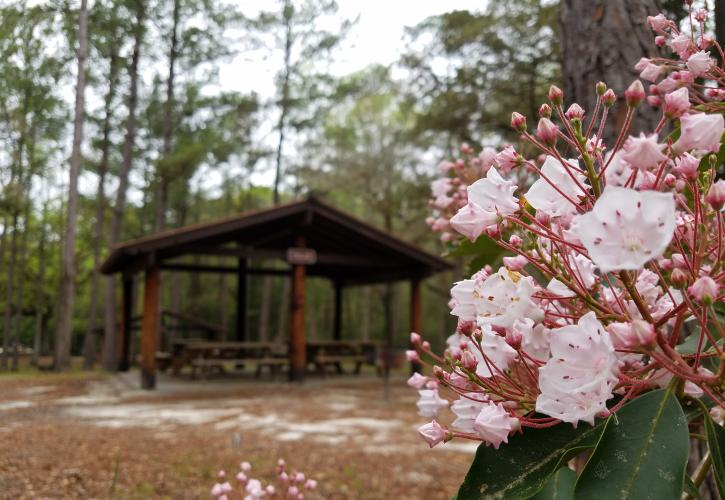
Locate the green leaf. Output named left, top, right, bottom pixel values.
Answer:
left=574, top=389, right=689, bottom=500
left=703, top=406, right=725, bottom=498
left=529, top=467, right=576, bottom=500
left=456, top=418, right=606, bottom=499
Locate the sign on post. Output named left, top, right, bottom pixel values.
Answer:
left=286, top=247, right=317, bottom=266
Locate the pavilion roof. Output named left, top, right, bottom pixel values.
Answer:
left=100, top=197, right=452, bottom=284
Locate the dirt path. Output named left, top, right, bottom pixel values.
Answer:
left=0, top=373, right=474, bottom=499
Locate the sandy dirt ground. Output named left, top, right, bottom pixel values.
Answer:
left=0, top=371, right=475, bottom=499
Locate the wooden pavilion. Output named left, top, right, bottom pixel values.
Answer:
left=100, top=197, right=451, bottom=389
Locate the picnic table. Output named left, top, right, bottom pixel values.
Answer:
left=169, top=340, right=287, bottom=379
left=306, top=340, right=379, bottom=376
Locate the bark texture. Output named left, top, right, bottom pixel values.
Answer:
left=55, top=0, right=89, bottom=370
left=559, top=0, right=661, bottom=145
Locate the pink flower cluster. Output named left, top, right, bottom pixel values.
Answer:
left=414, top=8, right=725, bottom=450
left=211, top=459, right=318, bottom=500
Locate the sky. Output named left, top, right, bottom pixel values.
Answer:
left=194, top=0, right=486, bottom=191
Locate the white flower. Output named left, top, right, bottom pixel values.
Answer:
left=473, top=267, right=544, bottom=329
left=407, top=372, right=428, bottom=389
left=476, top=324, right=518, bottom=377
left=450, top=279, right=476, bottom=321
left=525, top=156, right=588, bottom=217
left=686, top=51, right=712, bottom=77
left=546, top=278, right=575, bottom=297
left=451, top=393, right=490, bottom=433
left=515, top=318, right=551, bottom=361
left=467, top=167, right=519, bottom=216
left=571, top=187, right=676, bottom=272
left=450, top=202, right=499, bottom=241
left=673, top=112, right=725, bottom=154
left=416, top=389, right=449, bottom=418
left=603, top=151, right=642, bottom=188
left=473, top=402, right=519, bottom=449
left=536, top=312, right=618, bottom=425
left=620, top=133, right=668, bottom=171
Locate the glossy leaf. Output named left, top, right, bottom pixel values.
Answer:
left=529, top=467, right=576, bottom=500
left=456, top=418, right=606, bottom=499
left=574, top=389, right=689, bottom=500
left=703, top=407, right=725, bottom=498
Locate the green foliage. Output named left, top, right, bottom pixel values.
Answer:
left=703, top=403, right=725, bottom=498
left=574, top=389, right=690, bottom=500
left=530, top=468, right=575, bottom=500
left=457, top=416, right=607, bottom=499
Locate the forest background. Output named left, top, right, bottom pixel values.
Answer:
left=0, top=0, right=706, bottom=371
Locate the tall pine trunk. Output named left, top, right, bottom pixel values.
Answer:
left=155, top=0, right=180, bottom=231
left=559, top=0, right=660, bottom=145
left=32, top=199, right=48, bottom=367
left=84, top=37, right=119, bottom=369
left=102, top=1, right=144, bottom=370
left=272, top=0, right=293, bottom=205
left=55, top=0, right=89, bottom=370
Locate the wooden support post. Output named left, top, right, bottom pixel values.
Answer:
left=118, top=276, right=134, bottom=372
left=410, top=277, right=422, bottom=374
left=141, top=266, right=160, bottom=389
left=236, top=258, right=247, bottom=341
left=333, top=279, right=343, bottom=341
left=289, top=235, right=306, bottom=381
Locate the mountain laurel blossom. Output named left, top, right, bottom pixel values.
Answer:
left=571, top=187, right=676, bottom=272
left=417, top=12, right=724, bottom=489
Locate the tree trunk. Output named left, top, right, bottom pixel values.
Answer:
left=716, top=0, right=725, bottom=49
left=272, top=0, right=293, bottom=205
left=31, top=200, right=48, bottom=367
left=102, top=2, right=144, bottom=370
left=11, top=179, right=33, bottom=371
left=55, top=0, right=89, bottom=371
left=559, top=0, right=660, bottom=146
left=155, top=0, right=180, bottom=231
left=2, top=211, right=19, bottom=371
left=84, top=36, right=120, bottom=370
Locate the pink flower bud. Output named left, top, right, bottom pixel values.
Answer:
left=410, top=332, right=421, bottom=345
left=596, top=81, right=607, bottom=96
left=461, top=350, right=478, bottom=371
left=422, top=340, right=431, bottom=350
left=472, top=329, right=483, bottom=342
left=659, top=258, right=674, bottom=271
left=433, top=365, right=445, bottom=378
left=625, top=80, right=646, bottom=107
left=631, top=320, right=656, bottom=348
left=417, top=420, right=447, bottom=448
left=689, top=276, right=719, bottom=304
left=705, top=180, right=725, bottom=210
left=457, top=319, right=475, bottom=335
left=647, top=13, right=668, bottom=31
left=602, top=89, right=617, bottom=107
left=674, top=152, right=699, bottom=180
left=406, top=350, right=420, bottom=362
left=279, top=471, right=289, bottom=482
left=511, top=112, right=527, bottom=132
left=460, top=142, right=473, bottom=154
left=536, top=117, right=558, bottom=145
left=548, top=85, right=563, bottom=105
left=509, top=234, right=523, bottom=247
left=655, top=35, right=666, bottom=47
left=538, top=103, right=552, bottom=118
left=671, top=253, right=687, bottom=269
left=565, top=103, right=585, bottom=120
left=266, top=485, right=276, bottom=495
left=675, top=179, right=686, bottom=192
left=278, top=458, right=286, bottom=468
left=288, top=486, right=299, bottom=496
left=663, top=173, right=676, bottom=187
left=236, top=472, right=247, bottom=483
left=407, top=372, right=428, bottom=389
left=304, top=479, right=317, bottom=490
left=647, top=95, right=661, bottom=108
left=503, top=255, right=528, bottom=271
left=424, top=379, right=438, bottom=390
left=295, top=472, right=305, bottom=483
left=664, top=87, right=690, bottom=118
left=671, top=268, right=689, bottom=288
